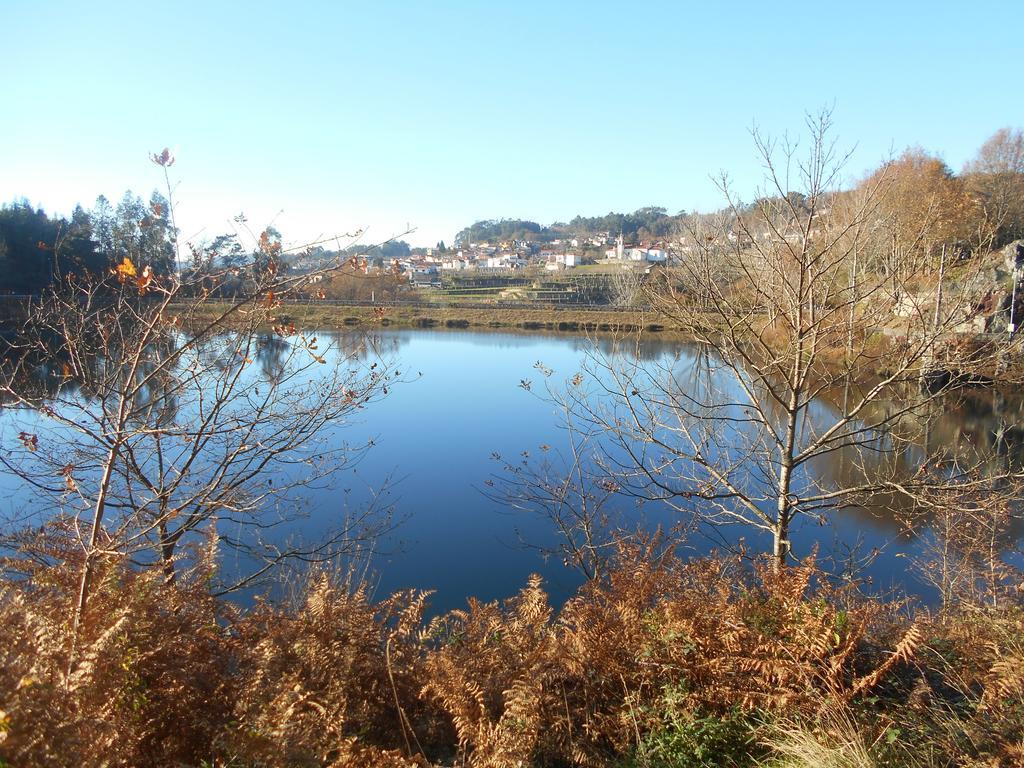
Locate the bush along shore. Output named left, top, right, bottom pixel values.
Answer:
left=1, top=542, right=1022, bottom=767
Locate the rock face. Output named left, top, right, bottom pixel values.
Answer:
left=895, top=241, right=1024, bottom=334
left=943, top=240, right=1023, bottom=334
left=1003, top=240, right=1024, bottom=272
left=866, top=243, right=1022, bottom=336
left=985, top=240, right=1024, bottom=334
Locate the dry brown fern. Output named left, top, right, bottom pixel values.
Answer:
left=849, top=622, right=923, bottom=698
left=421, top=575, right=559, bottom=766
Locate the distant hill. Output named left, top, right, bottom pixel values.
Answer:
left=453, top=207, right=686, bottom=246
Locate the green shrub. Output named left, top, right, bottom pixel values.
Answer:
left=629, top=688, right=763, bottom=768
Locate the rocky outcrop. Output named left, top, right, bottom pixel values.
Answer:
left=1002, top=239, right=1024, bottom=272
left=978, top=240, right=1024, bottom=334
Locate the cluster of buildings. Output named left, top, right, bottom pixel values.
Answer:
left=387, top=233, right=672, bottom=284
left=603, top=233, right=670, bottom=264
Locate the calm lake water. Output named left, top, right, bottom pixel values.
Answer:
left=220, top=329, right=1024, bottom=611
left=2, top=328, right=1022, bottom=613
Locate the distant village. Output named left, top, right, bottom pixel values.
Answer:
left=391, top=233, right=671, bottom=286
left=287, top=204, right=833, bottom=291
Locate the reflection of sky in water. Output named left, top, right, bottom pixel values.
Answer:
left=1, top=328, right=1022, bottom=614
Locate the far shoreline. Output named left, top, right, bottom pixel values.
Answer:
left=176, top=300, right=682, bottom=337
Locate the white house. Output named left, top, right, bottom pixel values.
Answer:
left=485, top=254, right=526, bottom=269
left=619, top=246, right=668, bottom=263
left=544, top=253, right=578, bottom=270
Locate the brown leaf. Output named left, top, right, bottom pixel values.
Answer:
left=136, top=265, right=153, bottom=294
left=61, top=464, right=78, bottom=492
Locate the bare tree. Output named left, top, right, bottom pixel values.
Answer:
left=528, top=111, right=1022, bottom=572
left=607, top=265, right=644, bottom=309
left=963, top=127, right=1024, bottom=248
left=0, top=151, right=407, bottom=664
left=912, top=485, right=1021, bottom=609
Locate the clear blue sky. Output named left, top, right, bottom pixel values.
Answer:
left=2, top=0, right=1022, bottom=248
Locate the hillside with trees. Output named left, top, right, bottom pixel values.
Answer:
left=453, top=207, right=683, bottom=246
left=452, top=128, right=1024, bottom=260
left=0, top=191, right=176, bottom=294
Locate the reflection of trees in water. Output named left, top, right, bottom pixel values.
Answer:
left=1, top=328, right=410, bottom=406
left=1, top=318, right=399, bottom=594
left=612, top=337, right=1024, bottom=545
left=323, top=329, right=409, bottom=363
left=405, top=328, right=688, bottom=364
left=1, top=331, right=183, bottom=409
left=6, top=326, right=1022, bottom=566
left=255, top=333, right=290, bottom=382
left=9, top=329, right=1022, bottom=484
left=817, top=385, right=1024, bottom=479
left=582, top=334, right=698, bottom=363
left=935, top=390, right=1024, bottom=468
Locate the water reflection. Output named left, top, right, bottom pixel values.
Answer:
left=0, top=327, right=1020, bottom=611
left=0, top=326, right=411, bottom=597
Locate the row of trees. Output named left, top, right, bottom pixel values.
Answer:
left=0, top=191, right=178, bottom=294
left=453, top=218, right=546, bottom=246
left=5, top=127, right=1017, bottom=297
left=0, top=192, right=410, bottom=297
left=0, top=198, right=407, bottom=303
left=452, top=208, right=680, bottom=247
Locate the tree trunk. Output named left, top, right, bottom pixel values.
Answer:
left=68, top=439, right=120, bottom=679
left=158, top=519, right=177, bottom=583
left=773, top=493, right=792, bottom=571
